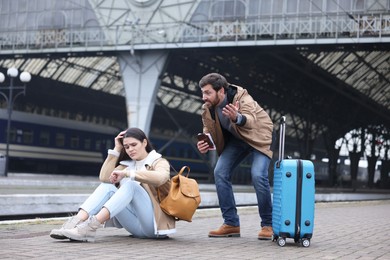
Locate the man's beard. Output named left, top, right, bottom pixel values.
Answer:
left=207, top=94, right=220, bottom=108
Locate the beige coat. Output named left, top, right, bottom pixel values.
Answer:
left=99, top=150, right=176, bottom=236
left=201, top=84, right=274, bottom=159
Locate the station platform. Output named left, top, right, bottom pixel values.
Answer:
left=0, top=173, right=390, bottom=259
left=1, top=172, right=390, bottom=219
left=0, top=196, right=389, bottom=259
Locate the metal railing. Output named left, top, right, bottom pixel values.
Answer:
left=1, top=14, right=390, bottom=53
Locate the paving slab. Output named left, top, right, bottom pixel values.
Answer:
left=0, top=200, right=389, bottom=260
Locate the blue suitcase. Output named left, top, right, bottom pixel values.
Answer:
left=272, top=116, right=315, bottom=247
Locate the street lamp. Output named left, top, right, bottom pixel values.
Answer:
left=0, top=67, right=31, bottom=177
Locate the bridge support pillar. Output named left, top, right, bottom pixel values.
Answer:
left=118, top=50, right=168, bottom=135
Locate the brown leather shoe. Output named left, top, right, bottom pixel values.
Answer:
left=208, top=224, right=240, bottom=237
left=258, top=226, right=273, bottom=240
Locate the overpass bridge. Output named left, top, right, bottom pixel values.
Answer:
left=1, top=1, right=390, bottom=53
left=0, top=0, right=390, bottom=188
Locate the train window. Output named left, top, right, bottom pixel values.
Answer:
left=70, top=135, right=79, bottom=148
left=105, top=139, right=112, bottom=150
left=56, top=133, right=65, bottom=147
left=84, top=138, right=91, bottom=150
left=23, top=130, right=34, bottom=144
left=8, top=128, right=17, bottom=142
left=95, top=140, right=101, bottom=151
left=169, top=147, right=176, bottom=157
left=16, top=129, right=23, bottom=143
left=39, top=131, right=50, bottom=146
left=187, top=149, right=193, bottom=159
left=179, top=148, right=186, bottom=158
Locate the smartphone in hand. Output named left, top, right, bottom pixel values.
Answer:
left=197, top=133, right=215, bottom=150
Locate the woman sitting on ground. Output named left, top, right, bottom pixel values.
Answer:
left=50, top=127, right=175, bottom=242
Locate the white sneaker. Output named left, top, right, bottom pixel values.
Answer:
left=50, top=216, right=82, bottom=240
left=62, top=216, right=101, bottom=242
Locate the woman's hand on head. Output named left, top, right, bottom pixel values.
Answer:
left=114, top=130, right=126, bottom=152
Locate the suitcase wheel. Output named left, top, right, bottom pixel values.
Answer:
left=301, top=238, right=310, bottom=247
left=277, top=237, right=286, bottom=247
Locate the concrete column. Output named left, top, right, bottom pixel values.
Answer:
left=118, top=50, right=168, bottom=135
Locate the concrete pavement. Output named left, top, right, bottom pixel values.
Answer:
left=1, top=173, right=390, bottom=259
left=0, top=200, right=389, bottom=259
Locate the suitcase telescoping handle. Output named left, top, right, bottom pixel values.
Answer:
left=276, top=116, right=286, bottom=168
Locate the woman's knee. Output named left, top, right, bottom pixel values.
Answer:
left=120, top=180, right=140, bottom=190
left=96, top=182, right=117, bottom=193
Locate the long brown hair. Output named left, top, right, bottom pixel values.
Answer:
left=117, top=128, right=154, bottom=163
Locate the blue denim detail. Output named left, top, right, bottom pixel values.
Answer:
left=79, top=182, right=117, bottom=216
left=79, top=181, right=155, bottom=238
left=214, top=137, right=272, bottom=227
left=251, top=150, right=272, bottom=227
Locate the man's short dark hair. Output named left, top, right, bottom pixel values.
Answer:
left=199, top=73, right=229, bottom=91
